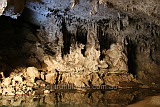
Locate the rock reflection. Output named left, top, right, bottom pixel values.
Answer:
left=0, top=89, right=159, bottom=107
left=128, top=95, right=160, bottom=107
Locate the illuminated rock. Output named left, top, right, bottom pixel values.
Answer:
left=26, top=67, right=40, bottom=82
left=13, top=76, right=23, bottom=83
left=45, top=72, right=58, bottom=84
left=0, top=0, right=7, bottom=15
left=2, top=77, right=12, bottom=86
left=103, top=42, right=128, bottom=72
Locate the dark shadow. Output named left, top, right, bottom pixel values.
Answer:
left=97, top=25, right=116, bottom=60
left=127, top=40, right=137, bottom=75
left=61, top=19, right=72, bottom=56
left=76, top=26, right=87, bottom=56
left=0, top=15, right=42, bottom=77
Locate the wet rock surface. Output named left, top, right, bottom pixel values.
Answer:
left=0, top=89, right=159, bottom=107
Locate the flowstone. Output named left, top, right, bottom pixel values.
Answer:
left=103, top=42, right=128, bottom=73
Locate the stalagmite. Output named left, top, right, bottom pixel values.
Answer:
left=103, top=43, right=128, bottom=73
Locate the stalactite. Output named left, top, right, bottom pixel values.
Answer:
left=86, top=22, right=99, bottom=50
left=70, top=0, right=80, bottom=9
left=109, top=20, right=113, bottom=29
left=89, top=0, right=99, bottom=15
left=122, top=15, right=129, bottom=27
left=117, top=20, right=121, bottom=31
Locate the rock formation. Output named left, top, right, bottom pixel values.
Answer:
left=0, top=0, right=160, bottom=96
left=99, top=0, right=160, bottom=25
left=0, top=0, right=7, bottom=15
left=103, top=42, right=128, bottom=73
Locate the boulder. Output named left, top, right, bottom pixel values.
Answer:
left=36, top=80, right=46, bottom=87
left=13, top=76, right=23, bottom=83
left=2, top=86, right=15, bottom=96
left=45, top=72, right=58, bottom=84
left=44, top=90, right=50, bottom=94
left=0, top=88, right=2, bottom=93
left=26, top=67, right=40, bottom=79
left=2, top=77, right=11, bottom=86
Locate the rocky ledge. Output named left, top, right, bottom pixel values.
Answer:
left=0, top=66, right=147, bottom=96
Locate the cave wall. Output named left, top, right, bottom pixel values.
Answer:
left=5, top=0, right=160, bottom=75
left=0, top=0, right=160, bottom=84
left=100, top=0, right=160, bottom=26
left=22, top=0, right=160, bottom=74
left=59, top=13, right=160, bottom=75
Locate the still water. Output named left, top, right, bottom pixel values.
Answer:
left=0, top=89, right=160, bottom=107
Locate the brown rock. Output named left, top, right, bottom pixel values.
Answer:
left=44, top=90, right=50, bottom=94
left=104, top=73, right=134, bottom=86
left=13, top=76, right=23, bottom=83
left=26, top=67, right=40, bottom=79
left=103, top=43, right=128, bottom=73
left=11, top=100, right=22, bottom=106
left=36, top=80, right=46, bottom=87
left=45, top=72, right=57, bottom=84
left=2, top=77, right=11, bottom=86
left=41, top=72, right=45, bottom=80
left=74, top=79, right=85, bottom=87
left=90, top=73, right=103, bottom=86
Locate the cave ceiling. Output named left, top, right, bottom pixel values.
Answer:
left=0, top=0, right=160, bottom=25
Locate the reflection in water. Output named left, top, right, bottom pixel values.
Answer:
left=128, top=95, right=160, bottom=107
left=0, top=89, right=159, bottom=107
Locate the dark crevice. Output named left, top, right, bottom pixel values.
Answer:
left=55, top=70, right=59, bottom=85
left=76, top=27, right=87, bottom=56
left=61, top=19, right=72, bottom=56
left=98, top=26, right=116, bottom=60
left=0, top=15, right=41, bottom=77
left=127, top=41, right=137, bottom=75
